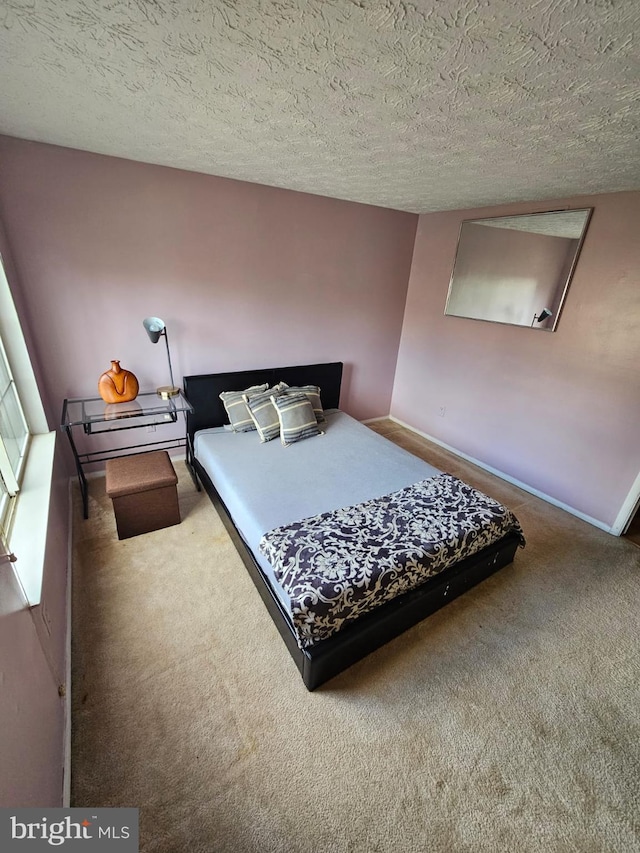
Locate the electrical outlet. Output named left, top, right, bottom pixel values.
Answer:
left=439, top=406, right=446, bottom=417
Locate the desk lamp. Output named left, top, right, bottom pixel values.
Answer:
left=142, top=316, right=179, bottom=398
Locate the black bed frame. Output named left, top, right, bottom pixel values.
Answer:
left=184, top=362, right=521, bottom=691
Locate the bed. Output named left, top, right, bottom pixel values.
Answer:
left=184, top=362, right=524, bottom=690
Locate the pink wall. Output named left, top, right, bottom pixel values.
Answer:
left=0, top=135, right=417, bottom=447
left=392, top=191, right=640, bottom=528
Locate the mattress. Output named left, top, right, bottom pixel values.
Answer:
left=260, top=473, right=525, bottom=648
left=193, top=410, right=441, bottom=608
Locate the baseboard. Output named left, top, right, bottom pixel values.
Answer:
left=389, top=416, right=614, bottom=535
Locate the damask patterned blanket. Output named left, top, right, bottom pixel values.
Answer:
left=259, top=473, right=525, bottom=648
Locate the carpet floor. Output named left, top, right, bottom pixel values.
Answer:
left=71, top=422, right=640, bottom=853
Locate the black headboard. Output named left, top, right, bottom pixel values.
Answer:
left=183, top=362, right=343, bottom=447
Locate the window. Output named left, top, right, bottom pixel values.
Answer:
left=0, top=250, right=55, bottom=604
left=0, top=330, right=30, bottom=536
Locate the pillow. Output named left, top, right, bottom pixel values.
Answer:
left=271, top=393, right=324, bottom=446
left=219, top=384, right=269, bottom=432
left=243, top=382, right=289, bottom=442
left=281, top=384, right=325, bottom=423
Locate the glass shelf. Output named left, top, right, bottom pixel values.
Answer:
left=62, top=390, right=193, bottom=434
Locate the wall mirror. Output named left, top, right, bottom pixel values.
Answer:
left=444, top=208, right=592, bottom=330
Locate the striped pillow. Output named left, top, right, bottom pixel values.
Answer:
left=282, top=385, right=325, bottom=423
left=271, top=393, right=324, bottom=447
left=244, top=383, right=289, bottom=442
left=219, top=384, right=269, bottom=432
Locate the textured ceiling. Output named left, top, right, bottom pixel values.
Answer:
left=0, top=0, right=639, bottom=213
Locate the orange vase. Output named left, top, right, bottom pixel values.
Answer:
left=98, top=360, right=139, bottom=404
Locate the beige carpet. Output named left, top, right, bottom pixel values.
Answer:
left=71, top=424, right=640, bottom=853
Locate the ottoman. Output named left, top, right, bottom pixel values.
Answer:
left=105, top=450, right=180, bottom=540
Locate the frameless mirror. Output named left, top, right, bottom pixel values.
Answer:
left=444, top=208, right=592, bottom=330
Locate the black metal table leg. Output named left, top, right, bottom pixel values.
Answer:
left=64, top=425, right=89, bottom=519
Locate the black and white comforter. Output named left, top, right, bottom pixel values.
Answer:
left=259, top=473, right=525, bottom=648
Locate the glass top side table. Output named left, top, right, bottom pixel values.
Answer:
left=61, top=390, right=195, bottom=519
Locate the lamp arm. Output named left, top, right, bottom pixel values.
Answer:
left=162, top=328, right=176, bottom=390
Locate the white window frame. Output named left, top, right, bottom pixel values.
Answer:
left=0, top=331, right=31, bottom=522
left=0, top=253, right=55, bottom=605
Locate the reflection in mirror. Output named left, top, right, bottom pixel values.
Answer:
left=444, top=209, right=592, bottom=330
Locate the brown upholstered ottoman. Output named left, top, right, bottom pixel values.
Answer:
left=105, top=451, right=180, bottom=540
